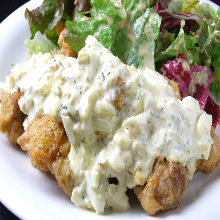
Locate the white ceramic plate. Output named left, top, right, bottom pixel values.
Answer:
left=0, top=1, right=219, bottom=220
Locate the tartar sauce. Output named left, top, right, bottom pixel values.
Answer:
left=1, top=36, right=212, bottom=214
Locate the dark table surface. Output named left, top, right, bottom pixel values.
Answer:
left=0, top=0, right=219, bottom=219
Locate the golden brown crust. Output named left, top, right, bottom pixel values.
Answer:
left=0, top=91, right=25, bottom=145
left=134, top=157, right=188, bottom=216
left=30, top=157, right=50, bottom=172
left=6, top=114, right=25, bottom=146
left=49, top=146, right=74, bottom=197
left=164, top=76, right=181, bottom=100
left=18, top=115, right=67, bottom=163
left=17, top=115, right=74, bottom=197
left=58, top=29, right=77, bottom=58
left=0, top=80, right=218, bottom=213
left=0, top=91, right=22, bottom=132
left=197, top=127, right=220, bottom=173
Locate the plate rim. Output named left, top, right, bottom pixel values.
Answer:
left=0, top=0, right=219, bottom=220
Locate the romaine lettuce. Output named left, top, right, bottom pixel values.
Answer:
left=25, top=31, right=59, bottom=55
left=194, top=4, right=220, bottom=105
left=24, top=0, right=220, bottom=107
left=155, top=21, right=198, bottom=64
left=182, top=0, right=199, bottom=13
left=65, top=0, right=161, bottom=69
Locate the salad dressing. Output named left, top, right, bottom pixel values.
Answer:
left=1, top=36, right=213, bottom=214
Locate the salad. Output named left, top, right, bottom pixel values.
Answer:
left=24, top=0, right=220, bottom=127
left=0, top=0, right=219, bottom=217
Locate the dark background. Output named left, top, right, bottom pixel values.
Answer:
left=0, top=0, right=219, bottom=219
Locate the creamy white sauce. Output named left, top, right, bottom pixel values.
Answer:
left=1, top=36, right=213, bottom=214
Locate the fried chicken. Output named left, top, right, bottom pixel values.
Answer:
left=134, top=157, right=188, bottom=216
left=0, top=91, right=25, bottom=145
left=197, top=127, right=220, bottom=173
left=165, top=76, right=181, bottom=100
left=58, top=29, right=77, bottom=58
left=17, top=115, right=74, bottom=197
left=0, top=93, right=75, bottom=197
left=0, top=75, right=219, bottom=215
left=134, top=125, right=220, bottom=216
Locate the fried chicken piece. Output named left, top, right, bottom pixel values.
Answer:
left=18, top=114, right=66, bottom=163
left=30, top=157, right=49, bottom=172
left=58, top=29, right=77, bottom=57
left=0, top=91, right=25, bottom=145
left=166, top=77, right=181, bottom=100
left=163, top=76, right=181, bottom=100
left=49, top=142, right=74, bottom=197
left=134, top=157, right=188, bottom=216
left=55, top=22, right=65, bottom=35
left=17, top=115, right=74, bottom=197
left=197, top=127, right=220, bottom=173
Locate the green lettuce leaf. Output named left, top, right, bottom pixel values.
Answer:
left=114, top=0, right=161, bottom=69
left=195, top=3, right=217, bottom=23
left=65, top=0, right=161, bottom=69
left=155, top=21, right=198, bottom=64
left=167, top=0, right=183, bottom=13
left=65, top=18, right=109, bottom=52
left=182, top=0, right=199, bottom=13
left=25, top=31, right=59, bottom=55
left=155, top=30, right=175, bottom=54
left=25, top=0, right=74, bottom=44
left=210, top=53, right=220, bottom=105
left=124, top=8, right=161, bottom=68
left=122, top=0, right=157, bottom=10
left=160, top=0, right=199, bottom=13
left=194, top=4, right=220, bottom=105
left=65, top=0, right=122, bottom=53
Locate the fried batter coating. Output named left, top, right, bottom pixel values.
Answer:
left=163, top=76, right=181, bottom=100
left=17, top=115, right=74, bottom=197
left=58, top=29, right=77, bottom=57
left=30, top=157, right=49, bottom=172
left=49, top=142, right=74, bottom=197
left=0, top=76, right=218, bottom=213
left=134, top=157, right=188, bottom=216
left=18, top=115, right=67, bottom=163
left=197, top=127, right=220, bottom=173
left=0, top=91, right=25, bottom=145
